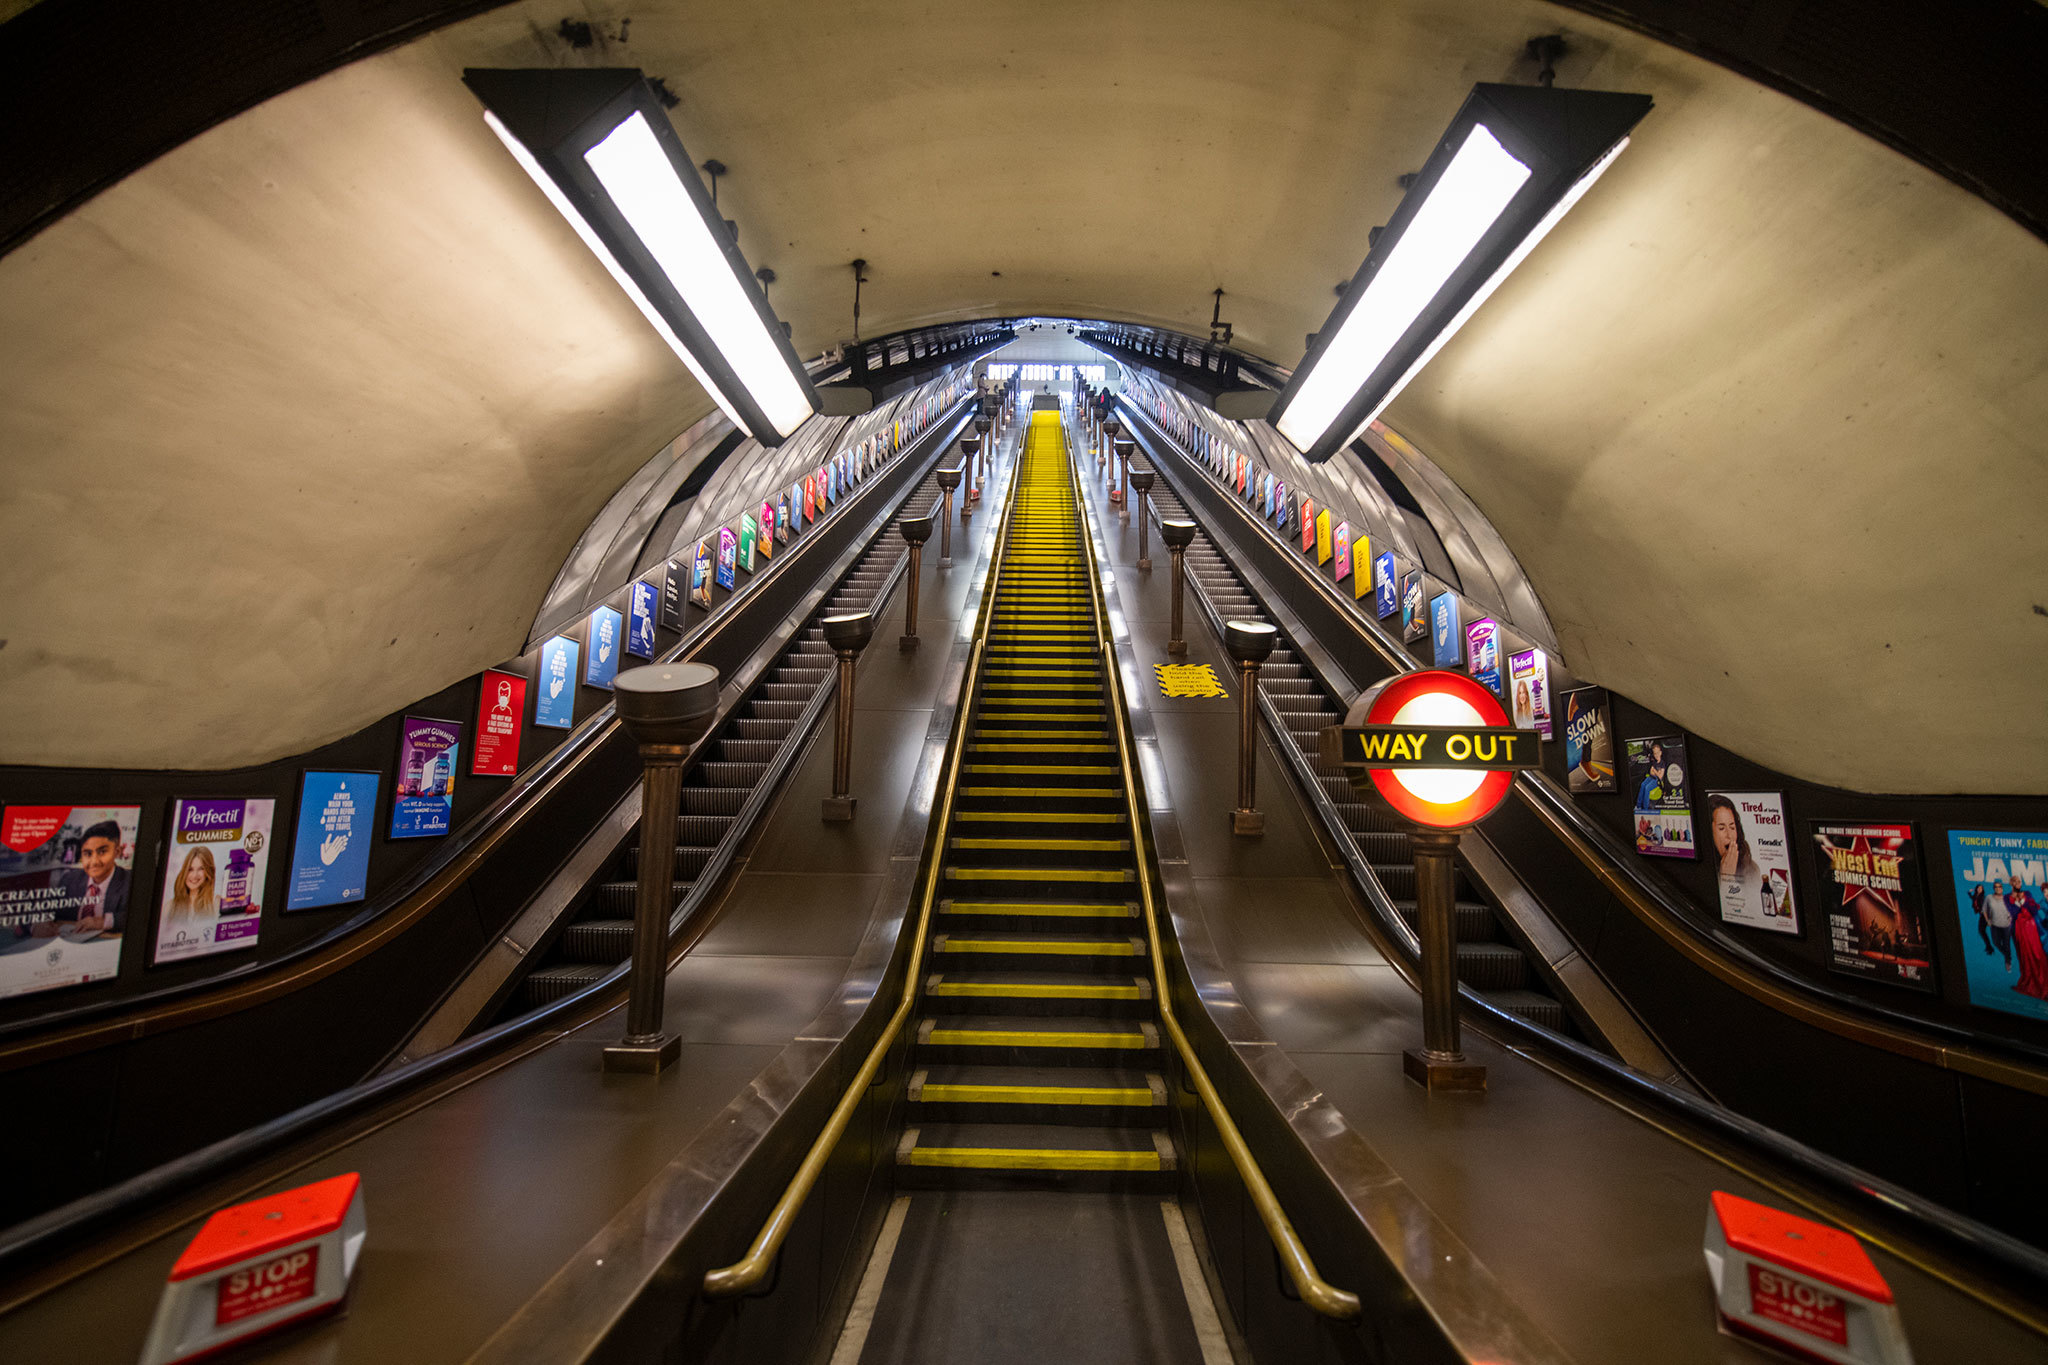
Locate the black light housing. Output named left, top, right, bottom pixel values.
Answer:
left=464, top=67, right=820, bottom=446
left=1271, top=83, right=1652, bottom=462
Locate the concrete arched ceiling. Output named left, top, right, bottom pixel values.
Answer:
left=1, top=0, right=2042, bottom=791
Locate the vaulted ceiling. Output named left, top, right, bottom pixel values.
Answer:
left=1, top=0, right=2042, bottom=791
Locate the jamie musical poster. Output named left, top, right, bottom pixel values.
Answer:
left=1559, top=686, right=1616, bottom=792
left=472, top=668, right=528, bottom=776
left=1, top=805, right=138, bottom=999
left=1949, top=829, right=2048, bottom=1022
left=389, top=717, right=460, bottom=839
left=155, top=798, right=275, bottom=964
left=287, top=771, right=378, bottom=911
left=1811, top=821, right=1934, bottom=991
left=1707, top=792, right=1798, bottom=934
left=1626, top=736, right=1694, bottom=858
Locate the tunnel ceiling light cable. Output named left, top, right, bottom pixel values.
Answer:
left=464, top=67, right=818, bottom=445
left=1271, top=83, right=1652, bottom=463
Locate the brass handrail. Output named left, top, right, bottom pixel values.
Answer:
left=1120, top=400, right=2048, bottom=1102
left=1070, top=416, right=1362, bottom=1321
left=701, top=431, right=1017, bottom=1298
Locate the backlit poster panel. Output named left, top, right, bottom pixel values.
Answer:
left=804, top=476, right=818, bottom=523
left=1352, top=534, right=1373, bottom=600
left=1626, top=736, right=1695, bottom=859
left=1374, top=552, right=1398, bottom=618
left=627, top=582, right=657, bottom=659
left=1948, top=829, right=2048, bottom=1022
left=1400, top=572, right=1426, bottom=641
left=1332, top=522, right=1351, bottom=581
left=287, top=771, right=378, bottom=910
left=1274, top=483, right=1289, bottom=530
left=660, top=561, right=687, bottom=631
left=776, top=494, right=791, bottom=542
left=389, top=717, right=460, bottom=839
left=1466, top=619, right=1502, bottom=695
left=1301, top=500, right=1317, bottom=553
left=739, top=514, right=758, bottom=573
left=535, top=636, right=579, bottom=728
left=689, top=539, right=714, bottom=609
left=715, top=527, right=739, bottom=591
left=1429, top=592, right=1461, bottom=666
left=584, top=606, right=622, bottom=690
left=155, top=798, right=275, bottom=964
left=1706, top=792, right=1798, bottom=934
left=1507, top=648, right=1551, bottom=737
left=756, top=503, right=775, bottom=560
left=1559, top=687, right=1616, bottom=792
left=1282, top=492, right=1297, bottom=533
left=0, top=805, right=137, bottom=999
left=472, top=668, right=527, bottom=776
left=1810, top=821, right=1934, bottom=991
left=1314, top=510, right=1333, bottom=565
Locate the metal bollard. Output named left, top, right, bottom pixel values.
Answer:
left=936, top=464, right=962, bottom=568
left=1101, top=417, right=1120, bottom=477
left=1224, top=620, right=1277, bottom=837
left=1129, top=462, right=1155, bottom=569
left=899, top=508, right=935, bottom=652
left=1113, top=439, right=1134, bottom=518
left=822, top=611, right=875, bottom=821
left=605, top=661, right=721, bottom=1073
left=1161, top=519, right=1196, bottom=657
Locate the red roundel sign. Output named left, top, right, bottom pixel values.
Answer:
left=1339, top=670, right=1531, bottom=830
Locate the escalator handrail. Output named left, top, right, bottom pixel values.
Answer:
left=1070, top=411, right=1363, bottom=1322
left=0, top=399, right=975, bottom=1075
left=700, top=417, right=1017, bottom=1299
left=1114, top=397, right=2048, bottom=1100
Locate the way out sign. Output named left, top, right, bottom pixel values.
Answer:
left=1323, top=670, right=1538, bottom=830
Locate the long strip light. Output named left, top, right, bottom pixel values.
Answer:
left=1271, top=83, right=1651, bottom=462
left=466, top=68, right=819, bottom=446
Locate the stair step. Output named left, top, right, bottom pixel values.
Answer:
left=897, top=1123, right=1174, bottom=1174
left=918, top=1015, right=1159, bottom=1054
left=926, top=971, right=1151, bottom=1003
left=909, top=1065, right=1164, bottom=1111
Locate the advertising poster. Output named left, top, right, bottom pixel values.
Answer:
left=287, top=771, right=379, bottom=911
left=1707, top=792, right=1799, bottom=934
left=1351, top=535, right=1373, bottom=601
left=1465, top=618, right=1502, bottom=694
left=535, top=635, right=579, bottom=728
left=1332, top=522, right=1352, bottom=581
left=1560, top=687, right=1616, bottom=793
left=1430, top=591, right=1461, bottom=665
left=738, top=513, right=759, bottom=574
left=1948, top=829, right=2048, bottom=1022
left=1236, top=455, right=1249, bottom=496
left=1301, top=500, right=1317, bottom=553
left=715, top=527, right=739, bottom=591
left=1373, top=553, right=1398, bottom=618
left=1626, top=736, right=1695, bottom=859
left=627, top=581, right=657, bottom=659
left=803, top=476, right=817, bottom=524
left=0, top=805, right=137, bottom=1000
left=660, top=560, right=687, bottom=631
left=472, top=668, right=528, bottom=777
left=1281, top=491, right=1296, bottom=533
left=1273, top=483, right=1287, bottom=528
left=1401, top=572, right=1427, bottom=642
left=690, top=539, right=714, bottom=609
left=390, top=716, right=460, bottom=839
left=1810, top=821, right=1934, bottom=991
left=777, top=494, right=792, bottom=542
left=1507, top=648, right=1552, bottom=738
left=1315, top=510, right=1334, bottom=564
left=154, top=798, right=274, bottom=965
left=584, top=606, right=622, bottom=690
left=756, top=502, right=775, bottom=560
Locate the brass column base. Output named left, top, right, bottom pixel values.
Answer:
left=822, top=794, right=858, bottom=822
left=899, top=635, right=920, bottom=653
left=1167, top=639, right=1187, bottom=659
left=1402, top=1048, right=1487, bottom=1092
left=1231, top=808, right=1264, bottom=837
left=604, top=1034, right=682, bottom=1074
left=1137, top=557, right=1152, bottom=571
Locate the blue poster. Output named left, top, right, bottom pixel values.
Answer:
left=1430, top=592, right=1462, bottom=667
left=585, top=606, right=622, bottom=690
left=535, top=635, right=579, bottom=728
left=1273, top=483, right=1287, bottom=529
left=288, top=770, right=378, bottom=910
left=1949, top=829, right=2048, bottom=1023
left=1373, top=552, right=1398, bottom=618
left=790, top=482, right=806, bottom=527
left=627, top=582, right=656, bottom=659
left=715, top=527, right=739, bottom=591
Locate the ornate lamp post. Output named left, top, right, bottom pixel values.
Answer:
left=1162, top=519, right=1196, bottom=657
left=1129, top=462, right=1155, bottom=569
left=821, top=611, right=875, bottom=821
left=935, top=464, right=962, bottom=568
left=1224, top=620, right=1276, bottom=837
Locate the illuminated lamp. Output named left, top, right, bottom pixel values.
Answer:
left=464, top=68, right=818, bottom=445
left=1352, top=669, right=1520, bottom=830
left=1271, top=84, right=1652, bottom=462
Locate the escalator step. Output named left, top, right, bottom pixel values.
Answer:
left=1391, top=899, right=1498, bottom=943
left=559, top=918, right=633, bottom=963
left=1486, top=990, right=1567, bottom=1031
left=594, top=881, right=689, bottom=916
left=682, top=787, right=748, bottom=815
left=1455, top=941, right=1533, bottom=991
left=896, top=1123, right=1174, bottom=1182
left=909, top=1065, right=1163, bottom=1111
left=926, top=971, right=1151, bottom=1005
left=520, top=962, right=610, bottom=1005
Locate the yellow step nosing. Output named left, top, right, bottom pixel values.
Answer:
left=923, top=1027, right=1152, bottom=1049
left=936, top=937, right=1142, bottom=956
left=927, top=981, right=1142, bottom=999
left=917, top=1082, right=1155, bottom=1105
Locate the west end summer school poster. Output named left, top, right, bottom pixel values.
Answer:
left=287, top=771, right=379, bottom=911
left=155, top=798, right=276, bottom=965
left=390, top=716, right=460, bottom=839
left=1626, top=735, right=1695, bottom=858
left=1811, top=821, right=1934, bottom=991
left=1949, top=829, right=2048, bottom=1022
left=1560, top=686, right=1616, bottom=793
left=0, top=805, right=138, bottom=1000
left=1707, top=791, right=1798, bottom=935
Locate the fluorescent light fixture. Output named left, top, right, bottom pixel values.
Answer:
left=465, top=68, right=818, bottom=446
left=1271, top=83, right=1651, bottom=462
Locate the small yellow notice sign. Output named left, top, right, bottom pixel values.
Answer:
left=1155, top=664, right=1228, bottom=699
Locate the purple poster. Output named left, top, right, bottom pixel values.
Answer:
left=154, top=798, right=276, bottom=964
left=390, top=716, right=460, bottom=839
left=1465, top=617, right=1502, bottom=695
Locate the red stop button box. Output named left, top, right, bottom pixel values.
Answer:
left=1703, top=1190, right=1911, bottom=1364
left=140, top=1172, right=365, bottom=1365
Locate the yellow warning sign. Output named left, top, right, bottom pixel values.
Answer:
left=1155, top=664, right=1228, bottom=699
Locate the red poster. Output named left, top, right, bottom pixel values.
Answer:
left=803, top=475, right=817, bottom=522
left=472, top=669, right=527, bottom=777
left=1301, top=499, right=1317, bottom=552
